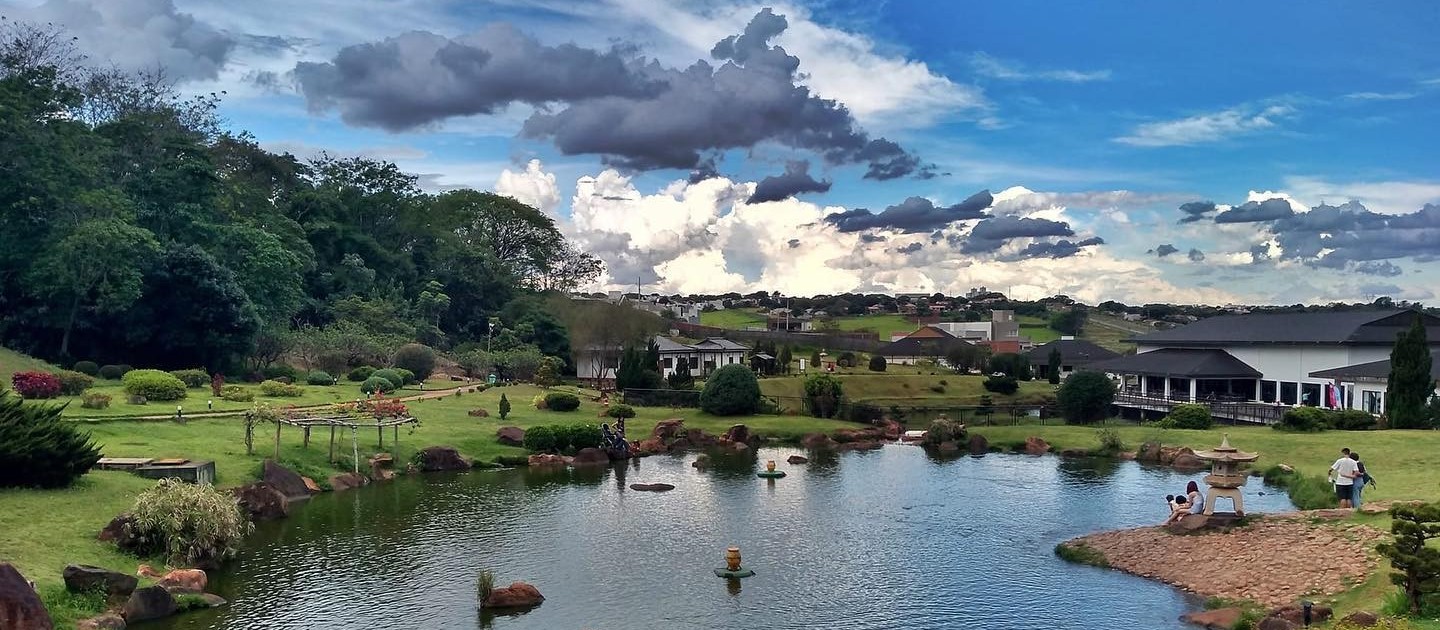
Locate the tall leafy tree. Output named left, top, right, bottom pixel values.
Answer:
left=1386, top=315, right=1435, bottom=429
left=32, top=217, right=160, bottom=357
left=123, top=245, right=261, bottom=370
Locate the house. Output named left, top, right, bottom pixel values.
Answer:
left=576, top=336, right=752, bottom=385
left=879, top=326, right=971, bottom=365
left=1027, top=337, right=1120, bottom=381
left=766, top=312, right=812, bottom=331
left=1088, top=310, right=1440, bottom=421
left=1309, top=356, right=1440, bottom=415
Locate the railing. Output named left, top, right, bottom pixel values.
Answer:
left=1113, top=392, right=1285, bottom=425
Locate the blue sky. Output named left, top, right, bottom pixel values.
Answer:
left=8, top=0, right=1439, bottom=304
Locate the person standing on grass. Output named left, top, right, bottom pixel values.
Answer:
left=1348, top=451, right=1370, bottom=509
left=1328, top=447, right=1358, bottom=509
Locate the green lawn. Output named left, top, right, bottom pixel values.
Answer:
left=759, top=373, right=1055, bottom=407
left=57, top=377, right=458, bottom=419
left=833, top=314, right=917, bottom=339
left=1019, top=315, right=1061, bottom=344
left=699, top=308, right=767, bottom=329
left=1080, top=313, right=1146, bottom=353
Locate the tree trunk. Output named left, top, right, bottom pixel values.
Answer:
left=59, top=291, right=82, bottom=357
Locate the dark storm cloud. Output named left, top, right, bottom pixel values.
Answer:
left=1178, top=200, right=1218, bottom=224
left=896, top=242, right=923, bottom=254
left=294, top=25, right=658, bottom=131
left=1266, top=201, right=1440, bottom=270
left=1249, top=244, right=1272, bottom=263
left=10, top=0, right=235, bottom=80
left=687, top=156, right=722, bottom=184
left=787, top=239, right=801, bottom=249
left=1150, top=244, right=1179, bottom=257
left=825, top=190, right=992, bottom=233
left=960, top=216, right=1076, bottom=253
left=748, top=161, right=832, bottom=203
left=859, top=233, right=887, bottom=243
left=1214, top=198, right=1294, bottom=223
left=1000, top=237, right=1104, bottom=261
left=1187, top=248, right=1206, bottom=262
left=1350, top=261, right=1403, bottom=277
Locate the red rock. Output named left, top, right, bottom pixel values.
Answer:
left=136, top=566, right=206, bottom=593
left=0, top=563, right=52, bottom=630
left=786, top=455, right=808, bottom=464
left=484, top=581, right=544, bottom=609
left=651, top=419, right=685, bottom=440
left=417, top=446, right=471, bottom=471
left=1137, top=441, right=1163, bottom=462
left=1180, top=607, right=1243, bottom=629
left=684, top=428, right=717, bottom=448
left=527, top=453, right=567, bottom=467
left=1172, top=453, right=1207, bottom=470
left=496, top=426, right=525, bottom=446
left=328, top=472, right=367, bottom=492
left=837, top=440, right=882, bottom=451
left=570, top=448, right=610, bottom=466
left=876, top=419, right=903, bottom=439
left=302, top=476, right=322, bottom=493
left=801, top=433, right=837, bottom=450
left=721, top=424, right=753, bottom=444
left=636, top=438, right=667, bottom=455
left=834, top=428, right=884, bottom=443
left=1024, top=436, right=1050, bottom=455
left=967, top=434, right=989, bottom=455
left=232, top=482, right=289, bottom=520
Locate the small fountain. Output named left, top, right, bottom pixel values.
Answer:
left=756, top=460, right=786, bottom=479
left=714, top=546, right=755, bottom=578
left=1193, top=434, right=1259, bottom=519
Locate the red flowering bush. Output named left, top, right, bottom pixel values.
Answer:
left=11, top=371, right=62, bottom=399
left=335, top=394, right=410, bottom=419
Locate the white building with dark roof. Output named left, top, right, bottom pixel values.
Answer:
left=575, top=336, right=751, bottom=384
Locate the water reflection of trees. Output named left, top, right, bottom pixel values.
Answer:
left=1055, top=456, right=1122, bottom=483
left=705, top=449, right=760, bottom=480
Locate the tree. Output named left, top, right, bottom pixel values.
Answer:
left=498, top=393, right=511, bottom=420
left=1056, top=371, right=1115, bottom=424
left=1376, top=502, right=1440, bottom=615
left=32, top=217, right=161, bottom=357
left=810, top=349, right=822, bottom=369
left=534, top=356, right=561, bottom=388
left=803, top=374, right=844, bottom=418
left=699, top=364, right=761, bottom=416
left=868, top=354, right=887, bottom=372
left=668, top=356, right=694, bottom=390
left=392, top=343, right=437, bottom=381
left=123, top=245, right=261, bottom=370
left=1047, top=347, right=1063, bottom=384
left=776, top=345, right=793, bottom=374
left=1049, top=309, right=1088, bottom=336
left=989, top=353, right=1032, bottom=380
left=1387, top=315, right=1434, bottom=429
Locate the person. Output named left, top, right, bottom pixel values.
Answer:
left=1348, top=451, right=1369, bottom=509
left=1329, top=447, right=1359, bottom=509
left=1185, top=480, right=1206, bottom=515
left=1163, top=495, right=1190, bottom=525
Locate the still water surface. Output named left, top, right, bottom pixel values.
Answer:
left=152, top=446, right=1293, bottom=630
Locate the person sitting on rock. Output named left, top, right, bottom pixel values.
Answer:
left=1185, top=481, right=1206, bottom=515
left=1163, top=495, right=1190, bottom=525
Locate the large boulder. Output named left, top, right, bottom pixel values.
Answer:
left=571, top=448, right=610, bottom=467
left=801, top=433, right=837, bottom=450
left=232, top=482, right=289, bottom=520
left=97, top=515, right=144, bottom=553
left=368, top=453, right=396, bottom=481
left=967, top=434, right=990, bottom=456
left=721, top=424, right=753, bottom=445
left=629, top=483, right=675, bottom=492
left=635, top=438, right=667, bottom=455
left=1137, top=441, right=1163, bottom=462
left=122, top=585, right=177, bottom=623
left=417, top=446, right=471, bottom=471
left=0, top=563, right=52, bottom=630
left=651, top=419, right=685, bottom=441
left=483, top=582, right=545, bottom=609
left=833, top=428, right=884, bottom=443
left=1172, top=452, right=1207, bottom=470
left=1268, top=605, right=1332, bottom=626
left=1256, top=617, right=1297, bottom=630
left=1339, top=612, right=1380, bottom=627
left=138, top=566, right=205, bottom=593
left=527, top=453, right=567, bottom=467
left=1023, top=436, right=1051, bottom=455
left=786, top=455, right=809, bottom=465
left=684, top=428, right=717, bottom=449
left=328, top=472, right=367, bottom=492
left=496, top=427, right=525, bottom=447
left=63, top=565, right=137, bottom=600
left=1180, top=607, right=1243, bottom=630
left=262, top=459, right=315, bottom=500
left=876, top=419, right=904, bottom=440
left=75, top=613, right=125, bottom=630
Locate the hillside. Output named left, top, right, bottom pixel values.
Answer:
left=0, top=346, right=58, bottom=383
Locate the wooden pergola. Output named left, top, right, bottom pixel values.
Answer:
left=266, top=413, right=419, bottom=473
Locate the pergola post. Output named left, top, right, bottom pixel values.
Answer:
left=329, top=425, right=336, bottom=463
left=274, top=421, right=282, bottom=460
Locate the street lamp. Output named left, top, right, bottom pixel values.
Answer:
left=487, top=319, right=499, bottom=352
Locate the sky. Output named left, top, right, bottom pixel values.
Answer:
left=6, top=0, right=1439, bottom=305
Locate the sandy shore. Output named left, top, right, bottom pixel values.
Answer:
left=1064, top=513, right=1385, bottom=608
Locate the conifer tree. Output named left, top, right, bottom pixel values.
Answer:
left=1048, top=347, right=1063, bottom=385
left=1386, top=315, right=1434, bottom=429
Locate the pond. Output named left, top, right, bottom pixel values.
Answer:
left=152, top=446, right=1294, bottom=630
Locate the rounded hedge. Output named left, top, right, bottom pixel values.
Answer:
left=305, top=371, right=334, bottom=386
left=258, top=379, right=304, bottom=397
left=543, top=392, right=581, bottom=412
left=347, top=366, right=376, bottom=382
left=867, top=354, right=887, bottom=372
left=605, top=404, right=636, bottom=419
left=1056, top=371, right=1115, bottom=425
left=55, top=370, right=95, bottom=396
left=71, top=361, right=100, bottom=377
left=372, top=369, right=405, bottom=391
left=98, top=364, right=132, bottom=380
left=392, top=344, right=437, bottom=381
left=394, top=368, right=416, bottom=386
left=122, top=369, right=188, bottom=402
left=982, top=375, right=1019, bottom=395
left=220, top=385, right=254, bottom=402
left=1162, top=404, right=1213, bottom=430
left=522, top=425, right=557, bottom=452
left=169, top=369, right=210, bottom=389
left=699, top=364, right=761, bottom=416
left=360, top=376, right=397, bottom=395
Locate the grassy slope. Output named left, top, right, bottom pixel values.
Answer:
left=699, top=309, right=766, bottom=329
left=833, top=314, right=915, bottom=339
left=1018, top=315, right=1061, bottom=344
left=758, top=373, right=1055, bottom=406
left=0, top=345, right=58, bottom=382
left=1081, top=313, right=1147, bottom=353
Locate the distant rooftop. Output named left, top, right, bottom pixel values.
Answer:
left=1133, top=310, right=1440, bottom=346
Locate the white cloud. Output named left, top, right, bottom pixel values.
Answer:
left=970, top=52, right=1111, bottom=83
left=1114, top=104, right=1296, bottom=147
left=1344, top=91, right=1416, bottom=101
left=495, top=159, right=561, bottom=216
left=1278, top=176, right=1440, bottom=215
left=11, top=0, right=235, bottom=81
left=1243, top=190, right=1308, bottom=214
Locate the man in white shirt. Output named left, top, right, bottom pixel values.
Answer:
left=1328, top=447, right=1358, bottom=509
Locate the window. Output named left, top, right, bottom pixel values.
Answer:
left=1279, top=382, right=1298, bottom=405
left=663, top=358, right=673, bottom=369
left=1301, top=383, right=1322, bottom=407
left=689, top=357, right=699, bottom=369
left=1260, top=380, right=1277, bottom=403
left=1362, top=390, right=1383, bottom=415
left=604, top=354, right=620, bottom=369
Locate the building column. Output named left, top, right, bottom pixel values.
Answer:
left=1189, top=379, right=1198, bottom=402
left=1163, top=378, right=1171, bottom=399
left=1139, top=375, right=1148, bottom=396
left=1255, top=379, right=1262, bottom=402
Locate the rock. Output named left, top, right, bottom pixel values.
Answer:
left=137, top=566, right=205, bottom=593
left=876, top=419, right=903, bottom=440
left=368, top=453, right=396, bottom=481
left=75, top=613, right=125, bottom=630
left=1339, top=611, right=1379, bottom=627
left=302, top=476, right=322, bottom=493
left=1256, top=617, right=1298, bottom=630
left=1268, top=605, right=1331, bottom=625
left=1278, top=463, right=1294, bottom=473
left=635, top=438, right=667, bottom=455
left=836, top=440, right=883, bottom=452
left=122, top=585, right=177, bottom=623
left=684, top=428, right=717, bottom=449
left=328, top=472, right=367, bottom=492
left=232, top=482, right=289, bottom=520
left=496, top=426, right=525, bottom=447
left=1172, top=453, right=1207, bottom=470
left=97, top=514, right=144, bottom=553
left=571, top=447, right=610, bottom=466
left=834, top=428, right=884, bottom=443
left=417, top=446, right=471, bottom=471
left=718, top=441, right=750, bottom=454
left=527, top=453, right=567, bottom=467
left=721, top=424, right=753, bottom=445
left=967, top=434, right=989, bottom=455
left=1164, top=514, right=1211, bottom=534
left=1180, top=607, right=1243, bottom=630
left=937, top=441, right=960, bottom=454
left=1024, top=436, right=1051, bottom=455
left=467, top=408, right=489, bottom=417
left=1160, top=446, right=1198, bottom=465
left=801, top=433, right=837, bottom=450
left=63, top=565, right=137, bottom=600
left=667, top=438, right=692, bottom=451
left=651, top=419, right=685, bottom=441
left=692, top=454, right=711, bottom=469
left=0, top=563, right=53, bottom=630
left=1137, top=441, right=1163, bottom=462
left=629, top=483, right=675, bottom=492
left=483, top=581, right=545, bottom=609
left=786, top=455, right=809, bottom=465
left=179, top=592, right=226, bottom=608
left=262, top=459, right=315, bottom=500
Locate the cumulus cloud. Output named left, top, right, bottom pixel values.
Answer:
left=494, top=159, right=561, bottom=215
left=10, top=0, right=235, bottom=80
left=1188, top=248, right=1206, bottom=262
left=1114, top=103, right=1295, bottom=147
left=1150, top=244, right=1180, bottom=257
left=825, top=190, right=991, bottom=233
left=1178, top=201, right=1218, bottom=223
left=748, top=160, right=832, bottom=204
left=896, top=242, right=923, bottom=254
left=1001, top=237, right=1105, bottom=261
left=961, top=216, right=1077, bottom=254
left=969, top=52, right=1111, bottom=83
left=1214, top=198, right=1295, bottom=223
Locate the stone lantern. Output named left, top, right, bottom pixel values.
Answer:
left=1193, top=434, right=1259, bottom=516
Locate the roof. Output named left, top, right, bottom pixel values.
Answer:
left=690, top=337, right=749, bottom=351
left=1310, top=355, right=1440, bottom=380
left=1026, top=339, right=1120, bottom=365
left=652, top=336, right=693, bottom=353
left=878, top=336, right=970, bottom=357
left=1087, top=348, right=1262, bottom=378
left=1133, top=310, right=1440, bottom=347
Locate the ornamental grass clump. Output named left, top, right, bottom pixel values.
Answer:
left=0, top=391, right=102, bottom=488
left=126, top=478, right=253, bottom=567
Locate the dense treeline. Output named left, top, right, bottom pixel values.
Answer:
left=0, top=21, right=600, bottom=373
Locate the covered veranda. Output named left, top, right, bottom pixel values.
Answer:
left=1090, top=348, right=1263, bottom=402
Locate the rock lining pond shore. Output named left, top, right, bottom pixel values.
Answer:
left=1061, top=512, right=1385, bottom=608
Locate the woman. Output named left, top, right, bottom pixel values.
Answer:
left=1186, top=480, right=1206, bottom=515
left=1349, top=451, right=1367, bottom=509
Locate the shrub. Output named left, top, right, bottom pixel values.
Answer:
left=1161, top=404, right=1213, bottom=430
left=1331, top=409, right=1378, bottom=431
left=261, top=365, right=298, bottom=382
left=394, top=368, right=416, bottom=386
left=499, top=393, right=511, bottom=420
left=55, top=370, right=95, bottom=396
left=1056, top=371, right=1115, bottom=425
left=0, top=391, right=102, bottom=488
left=98, top=364, right=132, bottom=380
left=929, top=385, right=946, bottom=394
left=372, top=369, right=406, bottom=391
left=606, top=404, right=636, bottom=419
left=80, top=392, right=112, bottom=409
left=124, top=478, right=253, bottom=567
left=168, top=369, right=210, bottom=388
left=522, top=425, right=557, bottom=452
left=532, top=394, right=547, bottom=410
left=837, top=351, right=856, bottom=368
left=1377, top=503, right=1440, bottom=617
left=347, top=366, right=376, bottom=382
left=11, top=371, right=62, bottom=399
left=1275, top=406, right=1329, bottom=432
left=701, top=364, right=762, bottom=416
left=544, top=392, right=581, bottom=412
left=220, top=385, right=254, bottom=403
left=868, top=355, right=887, bottom=372
left=802, top=373, right=844, bottom=419
left=121, top=369, right=188, bottom=402
left=72, top=360, right=99, bottom=376
left=1261, top=465, right=1338, bottom=510
left=923, top=418, right=966, bottom=446
left=1095, top=428, right=1126, bottom=456
left=258, top=379, right=304, bottom=397
left=982, top=375, right=1019, bottom=395
left=392, top=343, right=437, bottom=381
left=305, top=371, right=334, bottom=386
left=848, top=402, right=883, bottom=424
left=560, top=423, right=600, bottom=451
left=359, top=376, right=395, bottom=395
